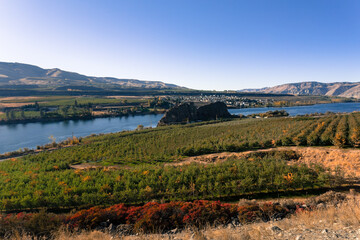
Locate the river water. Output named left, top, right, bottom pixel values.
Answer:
left=228, top=102, right=360, bottom=116
left=0, top=114, right=162, bottom=154
left=1, top=102, right=360, bottom=154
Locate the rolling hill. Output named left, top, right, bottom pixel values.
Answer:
left=240, top=81, right=360, bottom=98
left=0, top=62, right=184, bottom=90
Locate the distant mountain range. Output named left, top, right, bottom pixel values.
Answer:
left=0, top=62, right=184, bottom=90
left=3, top=62, right=359, bottom=99
left=239, top=81, right=360, bottom=98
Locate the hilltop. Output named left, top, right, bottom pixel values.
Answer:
left=240, top=81, right=360, bottom=98
left=0, top=62, right=184, bottom=91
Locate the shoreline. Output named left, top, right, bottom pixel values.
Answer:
left=0, top=110, right=165, bottom=125
left=1, top=101, right=359, bottom=156
left=0, top=100, right=357, bottom=125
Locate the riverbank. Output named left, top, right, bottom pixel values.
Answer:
left=0, top=113, right=163, bottom=154
left=229, top=101, right=360, bottom=116
left=2, top=101, right=360, bottom=155
left=0, top=110, right=166, bottom=125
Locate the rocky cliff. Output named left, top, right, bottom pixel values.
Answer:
left=158, top=102, right=233, bottom=126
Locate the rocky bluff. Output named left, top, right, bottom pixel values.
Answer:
left=158, top=102, right=234, bottom=126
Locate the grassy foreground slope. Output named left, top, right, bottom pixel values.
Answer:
left=0, top=114, right=356, bottom=210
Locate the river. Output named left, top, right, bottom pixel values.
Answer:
left=0, top=114, right=162, bottom=154
left=228, top=102, right=360, bottom=116
left=1, top=102, right=360, bottom=154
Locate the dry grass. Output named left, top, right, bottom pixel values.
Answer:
left=0, top=97, right=39, bottom=101
left=54, top=230, right=115, bottom=240
left=106, top=96, right=153, bottom=99
left=0, top=96, right=38, bottom=108
left=91, top=111, right=108, bottom=116
left=276, top=196, right=360, bottom=230
left=0, top=103, right=34, bottom=108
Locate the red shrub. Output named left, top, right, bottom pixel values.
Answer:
left=238, top=204, right=261, bottom=223
left=238, top=202, right=289, bottom=223
left=0, top=211, right=64, bottom=237
left=259, top=202, right=289, bottom=221
left=181, top=200, right=238, bottom=227
left=127, top=202, right=185, bottom=232
left=103, top=203, right=128, bottom=225
left=66, top=204, right=128, bottom=229
left=66, top=200, right=291, bottom=232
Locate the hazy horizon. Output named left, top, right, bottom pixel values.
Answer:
left=1, top=0, right=359, bottom=90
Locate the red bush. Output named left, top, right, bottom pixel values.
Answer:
left=0, top=211, right=64, bottom=237
left=127, top=202, right=185, bottom=232
left=0, top=201, right=293, bottom=236
left=66, top=200, right=291, bottom=232
left=181, top=200, right=238, bottom=227
left=238, top=202, right=289, bottom=223
left=66, top=204, right=128, bottom=229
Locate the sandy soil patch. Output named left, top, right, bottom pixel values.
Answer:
left=291, top=147, right=360, bottom=177
left=0, top=96, right=39, bottom=101
left=166, top=148, right=283, bottom=166
left=102, top=106, right=133, bottom=109
left=92, top=111, right=108, bottom=116
left=69, top=163, right=128, bottom=170
left=0, top=96, right=39, bottom=108
left=0, top=102, right=34, bottom=108
left=106, top=96, right=153, bottom=99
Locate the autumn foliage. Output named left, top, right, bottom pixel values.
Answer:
left=66, top=200, right=289, bottom=233
left=0, top=210, right=65, bottom=237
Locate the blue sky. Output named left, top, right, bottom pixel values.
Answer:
left=0, top=0, right=359, bottom=90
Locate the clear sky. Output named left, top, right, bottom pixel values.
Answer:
left=0, top=0, right=359, bottom=90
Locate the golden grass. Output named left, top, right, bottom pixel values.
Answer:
left=0, top=103, right=34, bottom=108
left=275, top=196, right=360, bottom=230
left=54, top=230, right=115, bottom=240
left=0, top=97, right=39, bottom=101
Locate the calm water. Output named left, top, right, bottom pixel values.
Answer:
left=229, top=102, right=360, bottom=116
left=0, top=114, right=162, bottom=154
left=1, top=102, right=360, bottom=154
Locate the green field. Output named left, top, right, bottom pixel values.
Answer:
left=0, top=96, right=156, bottom=122
left=0, top=94, right=356, bottom=124
left=0, top=154, right=334, bottom=211
left=0, top=113, right=356, bottom=211
left=0, top=96, right=148, bottom=106
left=12, top=112, right=359, bottom=167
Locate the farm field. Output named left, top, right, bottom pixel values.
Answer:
left=2, top=1, right=358, bottom=238
left=0, top=96, right=148, bottom=107
left=1, top=113, right=359, bottom=211
left=0, top=95, right=162, bottom=124
left=0, top=154, right=336, bottom=210
left=12, top=112, right=360, bottom=167
left=0, top=93, right=355, bottom=125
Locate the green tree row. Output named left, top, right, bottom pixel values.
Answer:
left=0, top=156, right=336, bottom=211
